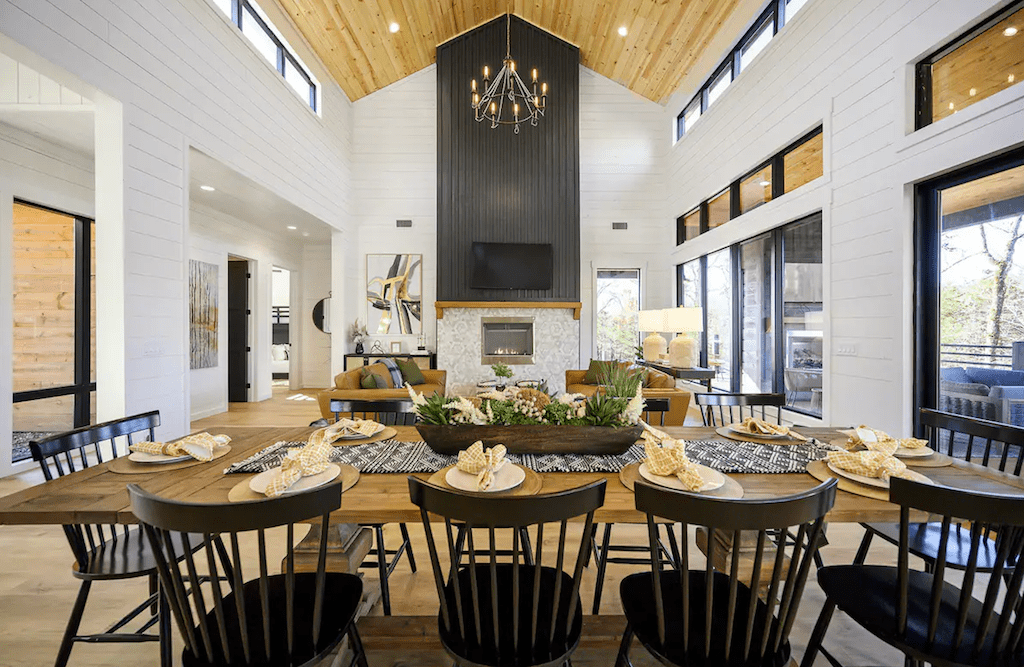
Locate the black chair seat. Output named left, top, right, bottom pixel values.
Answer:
left=862, top=521, right=1005, bottom=571
left=181, top=572, right=363, bottom=667
left=620, top=570, right=789, bottom=667
left=73, top=529, right=205, bottom=580
left=818, top=564, right=1019, bottom=666
left=439, top=563, right=582, bottom=667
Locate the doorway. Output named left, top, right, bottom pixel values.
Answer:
left=11, top=201, right=95, bottom=462
left=271, top=267, right=291, bottom=385
left=916, top=147, right=1024, bottom=433
left=227, top=257, right=250, bottom=403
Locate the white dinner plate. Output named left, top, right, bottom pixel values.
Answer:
left=248, top=464, right=341, bottom=496
left=826, top=462, right=935, bottom=489
left=128, top=451, right=193, bottom=464
left=445, top=463, right=526, bottom=493
left=727, top=423, right=789, bottom=440
left=894, top=446, right=933, bottom=459
left=639, top=462, right=725, bottom=492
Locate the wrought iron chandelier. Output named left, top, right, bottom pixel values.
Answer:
left=471, top=12, right=547, bottom=133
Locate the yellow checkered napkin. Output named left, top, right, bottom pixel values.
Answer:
left=264, top=440, right=333, bottom=497
left=308, top=419, right=383, bottom=448
left=848, top=426, right=928, bottom=454
left=643, top=441, right=704, bottom=492
left=827, top=450, right=913, bottom=483
left=456, top=441, right=508, bottom=491
left=129, top=433, right=230, bottom=462
left=735, top=417, right=804, bottom=439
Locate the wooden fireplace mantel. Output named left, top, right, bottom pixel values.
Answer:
left=435, top=301, right=582, bottom=320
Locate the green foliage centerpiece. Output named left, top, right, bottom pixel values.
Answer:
left=409, top=367, right=646, bottom=455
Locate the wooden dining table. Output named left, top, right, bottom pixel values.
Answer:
left=3, top=425, right=1024, bottom=528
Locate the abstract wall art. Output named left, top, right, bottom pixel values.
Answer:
left=189, top=259, right=219, bottom=369
left=366, top=253, right=422, bottom=335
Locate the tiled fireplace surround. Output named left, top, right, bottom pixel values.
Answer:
left=437, top=306, right=581, bottom=395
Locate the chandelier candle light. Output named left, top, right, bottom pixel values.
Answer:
left=471, top=13, right=547, bottom=134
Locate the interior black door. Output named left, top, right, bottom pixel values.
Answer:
left=227, top=260, right=249, bottom=403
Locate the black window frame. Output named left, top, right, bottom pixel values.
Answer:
left=11, top=200, right=96, bottom=431
left=915, top=0, right=1023, bottom=130
left=225, top=0, right=317, bottom=112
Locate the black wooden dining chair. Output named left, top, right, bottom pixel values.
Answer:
left=854, top=409, right=1024, bottom=573
left=590, top=396, right=681, bottom=613
left=802, top=477, right=1024, bottom=667
left=408, top=476, right=607, bottom=667
left=29, top=411, right=183, bottom=667
left=693, top=392, right=787, bottom=427
left=128, top=481, right=368, bottom=667
left=329, top=397, right=417, bottom=615
left=617, top=478, right=836, bottom=667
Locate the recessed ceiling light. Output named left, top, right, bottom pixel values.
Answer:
left=969, top=87, right=977, bottom=96
left=1010, top=74, right=1017, bottom=83
left=759, top=180, right=771, bottom=187
left=1004, top=26, right=1018, bottom=37
left=200, top=185, right=215, bottom=192
left=302, top=232, right=310, bottom=237
left=287, top=225, right=297, bottom=230
left=389, top=22, right=400, bottom=33
left=618, top=26, right=628, bottom=37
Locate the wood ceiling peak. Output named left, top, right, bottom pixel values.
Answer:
left=273, top=0, right=761, bottom=103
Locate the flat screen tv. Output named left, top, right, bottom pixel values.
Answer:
left=471, top=242, right=553, bottom=290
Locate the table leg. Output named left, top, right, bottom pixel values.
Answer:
left=288, top=522, right=373, bottom=574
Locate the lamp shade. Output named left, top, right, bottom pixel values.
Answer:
left=663, top=307, right=703, bottom=333
left=637, top=309, right=665, bottom=333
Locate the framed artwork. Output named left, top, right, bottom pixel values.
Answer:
left=390, top=341, right=402, bottom=353
left=366, top=253, right=422, bottom=335
left=189, top=259, right=219, bottom=369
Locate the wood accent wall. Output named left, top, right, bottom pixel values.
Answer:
left=436, top=15, right=580, bottom=302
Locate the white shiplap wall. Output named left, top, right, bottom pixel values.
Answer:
left=0, top=0, right=353, bottom=440
left=663, top=0, right=1024, bottom=432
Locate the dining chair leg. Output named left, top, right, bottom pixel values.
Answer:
left=375, top=525, right=392, bottom=615
left=158, top=584, right=173, bottom=667
left=800, top=597, right=838, bottom=667
left=853, top=529, right=873, bottom=565
left=347, top=623, right=369, bottom=667
left=592, top=523, right=614, bottom=614
left=54, top=580, right=91, bottom=667
left=614, top=623, right=634, bottom=667
left=398, top=523, right=417, bottom=572
left=148, top=573, right=158, bottom=616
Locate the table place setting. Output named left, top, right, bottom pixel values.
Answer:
left=427, top=441, right=542, bottom=495
left=807, top=448, right=934, bottom=500
left=832, top=425, right=954, bottom=468
left=318, top=417, right=397, bottom=444
left=716, top=417, right=808, bottom=445
left=619, top=423, right=743, bottom=498
left=109, top=432, right=233, bottom=474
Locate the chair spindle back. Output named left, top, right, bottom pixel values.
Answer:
left=921, top=408, right=1024, bottom=474
left=329, top=398, right=417, bottom=426
left=694, top=393, right=786, bottom=427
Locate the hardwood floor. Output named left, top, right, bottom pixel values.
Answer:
left=0, top=387, right=908, bottom=665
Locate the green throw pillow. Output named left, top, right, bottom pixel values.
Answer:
left=396, top=358, right=426, bottom=386
left=360, top=370, right=388, bottom=389
left=583, top=359, right=616, bottom=384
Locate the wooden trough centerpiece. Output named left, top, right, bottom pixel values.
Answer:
left=416, top=423, right=643, bottom=455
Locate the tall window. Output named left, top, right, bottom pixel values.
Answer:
left=782, top=218, right=823, bottom=416
left=707, top=189, right=731, bottom=230
left=706, top=249, right=734, bottom=390
left=740, top=235, right=775, bottom=392
left=740, top=15, right=774, bottom=72
left=917, top=148, right=1024, bottom=431
left=783, top=130, right=823, bottom=193
left=595, top=269, right=641, bottom=361
left=706, top=64, right=733, bottom=107
left=917, top=2, right=1022, bottom=129
left=214, top=0, right=318, bottom=111
left=11, top=202, right=95, bottom=463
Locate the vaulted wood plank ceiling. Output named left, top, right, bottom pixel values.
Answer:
left=273, top=0, right=763, bottom=103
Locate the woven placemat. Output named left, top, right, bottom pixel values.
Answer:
left=805, top=460, right=934, bottom=501
left=227, top=464, right=359, bottom=503
left=827, top=440, right=954, bottom=468
left=426, top=465, right=542, bottom=496
left=109, top=446, right=232, bottom=474
left=618, top=462, right=744, bottom=499
left=716, top=426, right=807, bottom=446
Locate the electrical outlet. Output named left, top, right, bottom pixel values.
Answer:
left=836, top=344, right=858, bottom=356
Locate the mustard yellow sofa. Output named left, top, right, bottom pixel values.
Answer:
left=565, top=367, right=691, bottom=426
left=317, top=367, right=446, bottom=421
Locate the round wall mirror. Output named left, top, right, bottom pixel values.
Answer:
left=312, top=297, right=331, bottom=334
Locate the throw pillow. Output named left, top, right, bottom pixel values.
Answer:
left=362, top=363, right=395, bottom=388
left=396, top=358, right=426, bottom=386
left=583, top=359, right=617, bottom=384
left=360, top=372, right=380, bottom=389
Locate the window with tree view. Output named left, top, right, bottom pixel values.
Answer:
left=595, top=269, right=641, bottom=361
left=938, top=162, right=1024, bottom=427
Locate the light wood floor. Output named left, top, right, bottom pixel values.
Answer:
left=0, top=387, right=907, bottom=666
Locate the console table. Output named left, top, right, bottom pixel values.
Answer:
left=638, top=361, right=716, bottom=390
left=344, top=352, right=437, bottom=372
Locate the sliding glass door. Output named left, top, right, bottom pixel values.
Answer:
left=11, top=201, right=95, bottom=462
left=594, top=268, right=641, bottom=361
left=917, top=148, right=1024, bottom=431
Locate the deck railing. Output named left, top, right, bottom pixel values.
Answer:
left=940, top=342, right=1016, bottom=369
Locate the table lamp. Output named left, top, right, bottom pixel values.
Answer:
left=637, top=309, right=667, bottom=362
left=663, top=307, right=703, bottom=368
